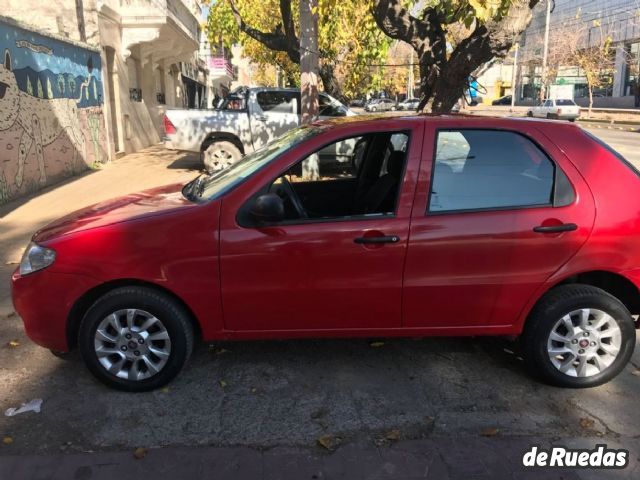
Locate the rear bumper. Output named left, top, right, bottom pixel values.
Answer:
left=12, top=269, right=99, bottom=352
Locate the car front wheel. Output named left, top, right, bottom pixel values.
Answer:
left=79, top=287, right=194, bottom=392
left=522, top=285, right=636, bottom=388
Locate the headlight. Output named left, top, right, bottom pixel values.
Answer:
left=19, top=242, right=56, bottom=275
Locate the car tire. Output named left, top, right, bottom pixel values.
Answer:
left=521, top=285, right=636, bottom=388
left=79, top=286, right=195, bottom=392
left=527, top=111, right=533, bottom=117
left=202, top=140, right=242, bottom=173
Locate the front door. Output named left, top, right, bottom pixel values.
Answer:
left=219, top=125, right=423, bottom=332
left=403, top=123, right=595, bottom=330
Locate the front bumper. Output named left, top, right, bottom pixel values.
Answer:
left=12, top=269, right=99, bottom=352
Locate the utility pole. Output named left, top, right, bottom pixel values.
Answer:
left=300, top=0, right=319, bottom=180
left=511, top=42, right=519, bottom=112
left=541, top=0, right=553, bottom=101
left=407, top=49, right=415, bottom=99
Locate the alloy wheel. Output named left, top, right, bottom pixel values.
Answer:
left=93, top=309, right=171, bottom=381
left=546, top=308, right=621, bottom=378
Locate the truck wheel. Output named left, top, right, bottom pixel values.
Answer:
left=202, top=141, right=242, bottom=173
left=78, top=286, right=194, bottom=392
left=521, top=285, right=635, bottom=388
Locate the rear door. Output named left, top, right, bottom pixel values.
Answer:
left=249, top=90, right=300, bottom=150
left=403, top=121, right=595, bottom=330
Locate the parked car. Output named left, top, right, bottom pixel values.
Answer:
left=364, top=98, right=397, bottom=112
left=163, top=87, right=354, bottom=172
left=492, top=95, right=512, bottom=106
left=527, top=98, right=580, bottom=121
left=349, top=98, right=365, bottom=108
left=397, top=98, right=420, bottom=111
left=13, top=115, right=639, bottom=391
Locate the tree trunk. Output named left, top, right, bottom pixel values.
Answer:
left=300, top=0, right=320, bottom=180
left=318, top=63, right=345, bottom=103
left=588, top=84, right=593, bottom=118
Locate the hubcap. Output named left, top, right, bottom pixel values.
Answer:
left=546, top=308, right=622, bottom=378
left=94, top=309, right=171, bottom=381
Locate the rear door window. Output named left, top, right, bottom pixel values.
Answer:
left=257, top=91, right=298, bottom=114
left=429, top=130, right=556, bottom=213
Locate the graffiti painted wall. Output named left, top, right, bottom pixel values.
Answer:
left=0, top=19, right=109, bottom=205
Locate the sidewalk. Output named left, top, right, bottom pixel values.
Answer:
left=0, top=146, right=200, bottom=316
left=1, top=437, right=637, bottom=480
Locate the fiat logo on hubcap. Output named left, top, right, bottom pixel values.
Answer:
left=579, top=339, right=589, bottom=348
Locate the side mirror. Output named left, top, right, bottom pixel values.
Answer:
left=249, top=193, right=284, bottom=224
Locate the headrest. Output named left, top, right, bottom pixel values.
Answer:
left=387, top=151, right=405, bottom=177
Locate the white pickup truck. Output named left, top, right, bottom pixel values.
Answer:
left=164, top=87, right=355, bottom=171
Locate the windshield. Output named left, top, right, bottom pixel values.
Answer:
left=183, top=126, right=321, bottom=202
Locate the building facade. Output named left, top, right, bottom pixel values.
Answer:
left=0, top=0, right=203, bottom=204
left=516, top=0, right=640, bottom=107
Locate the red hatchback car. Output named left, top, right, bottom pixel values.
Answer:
left=12, top=115, right=639, bottom=391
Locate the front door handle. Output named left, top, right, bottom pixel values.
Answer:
left=354, top=235, right=400, bottom=244
left=533, top=223, right=578, bottom=233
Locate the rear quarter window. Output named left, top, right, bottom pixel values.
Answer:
left=556, top=100, right=577, bottom=106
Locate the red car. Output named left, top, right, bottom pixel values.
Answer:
left=12, top=115, right=639, bottom=391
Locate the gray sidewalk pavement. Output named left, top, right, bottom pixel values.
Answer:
left=1, top=437, right=638, bottom=480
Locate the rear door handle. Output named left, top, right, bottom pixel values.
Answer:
left=533, top=223, right=578, bottom=233
left=354, top=235, right=400, bottom=244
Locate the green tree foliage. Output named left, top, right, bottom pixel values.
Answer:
left=208, top=0, right=392, bottom=100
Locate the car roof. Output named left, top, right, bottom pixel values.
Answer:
left=311, top=113, right=582, bottom=132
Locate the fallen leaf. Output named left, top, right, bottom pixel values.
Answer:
left=133, top=447, right=147, bottom=459
left=160, top=387, right=170, bottom=394
left=7, top=312, right=16, bottom=318
left=317, top=435, right=337, bottom=451
left=5, top=261, right=18, bottom=266
left=7, top=340, right=19, bottom=348
left=385, top=429, right=401, bottom=441
left=369, top=341, right=385, bottom=348
left=215, top=348, right=229, bottom=355
left=579, top=417, right=595, bottom=429
left=631, top=368, right=640, bottom=377
left=2, top=436, right=13, bottom=445
left=480, top=427, right=499, bottom=437
left=250, top=387, right=257, bottom=394
left=219, top=380, right=227, bottom=388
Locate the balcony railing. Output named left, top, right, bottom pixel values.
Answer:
left=207, top=56, right=234, bottom=79
left=118, top=0, right=199, bottom=40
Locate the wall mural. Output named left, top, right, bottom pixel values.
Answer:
left=0, top=20, right=108, bottom=205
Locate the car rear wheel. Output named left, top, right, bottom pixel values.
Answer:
left=79, top=287, right=194, bottom=392
left=202, top=140, right=242, bottom=173
left=527, top=110, right=533, bottom=117
left=522, top=285, right=635, bottom=388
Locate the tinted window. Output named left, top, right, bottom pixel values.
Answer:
left=556, top=99, right=576, bottom=106
left=257, top=91, right=298, bottom=114
left=429, top=130, right=554, bottom=213
left=544, top=100, right=553, bottom=107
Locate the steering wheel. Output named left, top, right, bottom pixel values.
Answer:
left=278, top=176, right=308, bottom=219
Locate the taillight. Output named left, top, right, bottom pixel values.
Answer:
left=163, top=115, right=177, bottom=135
left=557, top=108, right=562, bottom=115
